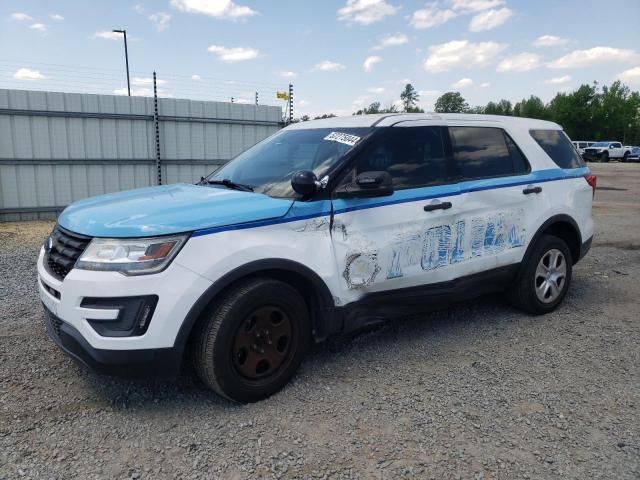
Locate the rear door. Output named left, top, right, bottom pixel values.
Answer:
left=445, top=125, right=533, bottom=276
left=330, top=125, right=460, bottom=305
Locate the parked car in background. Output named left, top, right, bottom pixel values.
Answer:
left=37, top=113, right=596, bottom=402
left=582, top=141, right=631, bottom=162
left=572, top=141, right=595, bottom=155
left=627, top=146, right=640, bottom=162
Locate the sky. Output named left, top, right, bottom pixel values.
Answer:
left=1, top=0, right=640, bottom=118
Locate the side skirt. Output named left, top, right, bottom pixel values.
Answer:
left=337, top=264, right=520, bottom=334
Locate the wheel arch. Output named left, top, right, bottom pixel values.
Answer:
left=524, top=214, right=582, bottom=266
left=173, top=259, right=340, bottom=363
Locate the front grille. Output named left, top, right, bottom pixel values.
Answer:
left=44, top=225, right=92, bottom=281
left=44, top=308, right=64, bottom=339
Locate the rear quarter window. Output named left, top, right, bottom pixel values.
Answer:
left=530, top=129, right=585, bottom=169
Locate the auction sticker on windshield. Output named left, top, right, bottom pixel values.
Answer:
left=324, top=132, right=361, bottom=146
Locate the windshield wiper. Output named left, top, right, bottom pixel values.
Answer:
left=198, top=177, right=254, bottom=192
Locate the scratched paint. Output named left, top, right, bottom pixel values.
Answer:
left=342, top=208, right=525, bottom=288
left=450, top=220, right=466, bottom=264
left=386, top=232, right=422, bottom=279
left=343, top=251, right=380, bottom=288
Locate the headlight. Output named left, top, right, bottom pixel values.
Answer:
left=76, top=235, right=188, bottom=275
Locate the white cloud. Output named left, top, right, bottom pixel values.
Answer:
left=451, top=0, right=504, bottom=12
left=469, top=7, right=511, bottom=31
left=368, top=86, right=386, bottom=94
left=170, top=0, right=257, bottom=19
left=480, top=82, right=491, bottom=87
left=337, top=0, right=399, bottom=25
left=374, top=33, right=408, bottom=49
left=191, top=74, right=202, bottom=81
left=92, top=31, right=123, bottom=40
left=13, top=68, right=46, bottom=80
left=410, top=5, right=457, bottom=29
left=131, top=77, right=168, bottom=86
left=10, top=12, right=33, bottom=21
left=149, top=12, right=171, bottom=31
left=278, top=71, right=298, bottom=78
left=133, top=4, right=145, bottom=14
left=298, top=99, right=310, bottom=107
left=363, top=55, right=382, bottom=72
left=207, top=45, right=259, bottom=62
left=49, top=14, right=64, bottom=21
left=548, top=47, right=640, bottom=69
left=497, top=52, right=542, bottom=72
left=418, top=89, right=441, bottom=97
left=533, top=35, right=569, bottom=48
left=114, top=86, right=173, bottom=97
left=423, top=40, right=507, bottom=72
left=29, top=23, right=47, bottom=32
left=352, top=94, right=370, bottom=106
left=452, top=78, right=473, bottom=88
left=618, top=66, right=640, bottom=85
left=545, top=75, right=571, bottom=85
left=313, top=60, right=346, bottom=72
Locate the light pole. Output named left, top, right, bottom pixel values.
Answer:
left=112, top=29, right=130, bottom=96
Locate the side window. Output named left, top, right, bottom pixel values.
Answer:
left=613, top=143, right=622, bottom=148
left=449, top=127, right=529, bottom=180
left=339, top=127, right=451, bottom=190
left=529, top=129, right=585, bottom=168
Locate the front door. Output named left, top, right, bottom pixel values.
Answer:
left=329, top=125, right=460, bottom=306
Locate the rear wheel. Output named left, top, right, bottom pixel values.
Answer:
left=622, top=151, right=629, bottom=162
left=193, top=278, right=310, bottom=403
left=508, top=235, right=572, bottom=315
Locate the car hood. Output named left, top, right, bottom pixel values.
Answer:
left=58, top=184, right=294, bottom=238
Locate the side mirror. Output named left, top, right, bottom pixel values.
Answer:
left=335, top=171, right=394, bottom=198
left=291, top=170, right=319, bottom=196
left=609, top=145, right=615, bottom=149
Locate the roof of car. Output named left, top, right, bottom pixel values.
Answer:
left=286, top=113, right=562, bottom=130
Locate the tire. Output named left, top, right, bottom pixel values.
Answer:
left=600, top=151, right=609, bottom=162
left=508, top=234, right=573, bottom=315
left=622, top=152, right=629, bottom=163
left=193, top=278, right=310, bottom=403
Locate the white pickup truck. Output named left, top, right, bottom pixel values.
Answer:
left=582, top=141, right=632, bottom=162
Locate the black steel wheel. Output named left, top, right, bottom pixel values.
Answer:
left=193, top=278, right=310, bottom=403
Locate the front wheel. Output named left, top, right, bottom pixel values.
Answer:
left=600, top=151, right=609, bottom=162
left=508, top=235, right=573, bottom=315
left=193, top=278, right=310, bottom=403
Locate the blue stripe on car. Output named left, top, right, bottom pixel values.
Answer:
left=191, top=167, right=590, bottom=237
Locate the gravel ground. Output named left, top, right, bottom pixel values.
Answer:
left=1, top=163, right=639, bottom=479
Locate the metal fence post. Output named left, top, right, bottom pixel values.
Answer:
left=153, top=71, right=162, bottom=185
left=288, top=83, right=294, bottom=124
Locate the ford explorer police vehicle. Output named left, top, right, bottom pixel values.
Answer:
left=38, top=113, right=596, bottom=402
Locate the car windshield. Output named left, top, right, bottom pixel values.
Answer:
left=591, top=142, right=610, bottom=147
left=205, top=127, right=371, bottom=198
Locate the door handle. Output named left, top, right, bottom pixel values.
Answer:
left=423, top=201, right=452, bottom=212
left=523, top=186, right=542, bottom=195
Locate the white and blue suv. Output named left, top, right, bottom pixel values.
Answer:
left=38, top=113, right=596, bottom=402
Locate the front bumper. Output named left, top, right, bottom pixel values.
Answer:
left=43, top=305, right=181, bottom=377
left=37, top=246, right=213, bottom=375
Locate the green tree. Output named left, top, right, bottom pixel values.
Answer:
left=355, top=101, right=381, bottom=115
left=549, top=83, right=598, bottom=140
left=515, top=95, right=548, bottom=119
left=313, top=113, right=337, bottom=120
left=400, top=84, right=419, bottom=111
left=434, top=92, right=469, bottom=113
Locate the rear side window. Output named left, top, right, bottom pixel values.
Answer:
left=449, top=127, right=530, bottom=180
left=530, top=129, right=585, bottom=169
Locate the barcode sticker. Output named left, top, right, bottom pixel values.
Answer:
left=324, top=132, right=361, bottom=146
